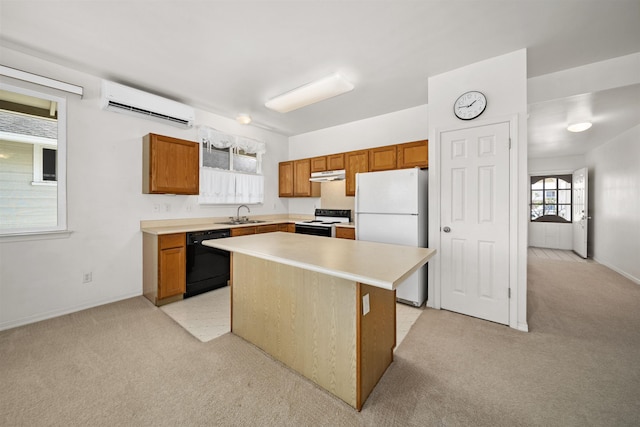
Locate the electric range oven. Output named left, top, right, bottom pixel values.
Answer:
left=294, top=209, right=351, bottom=237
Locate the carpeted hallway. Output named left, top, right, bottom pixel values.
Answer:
left=1, top=257, right=639, bottom=426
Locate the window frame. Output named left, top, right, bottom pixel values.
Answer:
left=530, top=174, right=572, bottom=223
left=201, top=143, right=259, bottom=174
left=0, top=82, right=67, bottom=235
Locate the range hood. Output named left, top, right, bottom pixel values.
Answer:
left=309, top=169, right=346, bottom=182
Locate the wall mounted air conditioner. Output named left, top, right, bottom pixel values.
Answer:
left=100, top=80, right=195, bottom=128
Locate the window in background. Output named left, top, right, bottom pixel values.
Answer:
left=202, top=143, right=258, bottom=174
left=530, top=174, right=572, bottom=223
left=0, top=84, right=66, bottom=234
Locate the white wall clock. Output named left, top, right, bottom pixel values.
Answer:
left=454, top=91, right=487, bottom=120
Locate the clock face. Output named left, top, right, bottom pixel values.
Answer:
left=454, top=91, right=487, bottom=120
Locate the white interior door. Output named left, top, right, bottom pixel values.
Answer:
left=440, top=122, right=510, bottom=325
left=572, top=167, right=588, bottom=258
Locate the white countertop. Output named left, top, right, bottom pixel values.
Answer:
left=140, top=215, right=311, bottom=235
left=203, top=232, right=435, bottom=290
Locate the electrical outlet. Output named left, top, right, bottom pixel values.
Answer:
left=82, top=272, right=92, bottom=283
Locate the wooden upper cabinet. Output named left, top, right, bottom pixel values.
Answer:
left=143, top=133, right=199, bottom=195
left=311, top=156, right=327, bottom=173
left=279, top=161, right=295, bottom=197
left=345, top=150, right=369, bottom=196
left=279, top=159, right=319, bottom=198
left=327, top=153, right=345, bottom=170
left=368, top=145, right=397, bottom=172
left=397, top=140, right=428, bottom=169
left=294, top=159, right=321, bottom=197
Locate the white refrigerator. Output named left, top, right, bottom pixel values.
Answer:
left=355, top=168, right=428, bottom=306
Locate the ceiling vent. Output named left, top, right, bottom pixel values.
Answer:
left=100, top=80, right=195, bottom=128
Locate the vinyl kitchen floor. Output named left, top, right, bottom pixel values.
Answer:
left=161, top=286, right=424, bottom=349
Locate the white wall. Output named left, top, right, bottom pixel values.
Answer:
left=528, top=154, right=585, bottom=249
left=528, top=155, right=585, bottom=174
left=427, top=49, right=529, bottom=331
left=0, top=47, right=289, bottom=330
left=585, top=124, right=640, bottom=284
left=288, top=105, right=428, bottom=214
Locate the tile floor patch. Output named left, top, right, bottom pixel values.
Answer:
left=161, top=285, right=423, bottom=347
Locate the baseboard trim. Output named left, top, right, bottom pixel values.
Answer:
left=0, top=291, right=142, bottom=332
left=592, top=257, right=640, bottom=285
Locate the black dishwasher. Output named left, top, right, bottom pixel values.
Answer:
left=185, top=229, right=231, bottom=298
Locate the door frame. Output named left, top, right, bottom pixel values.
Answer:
left=428, top=115, right=528, bottom=331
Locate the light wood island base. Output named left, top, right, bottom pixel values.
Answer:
left=231, top=252, right=396, bottom=410
left=204, top=232, right=435, bottom=410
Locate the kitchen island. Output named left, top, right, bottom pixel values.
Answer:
left=204, top=232, right=435, bottom=410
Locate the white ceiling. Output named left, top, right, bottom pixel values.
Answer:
left=1, top=0, right=639, bottom=158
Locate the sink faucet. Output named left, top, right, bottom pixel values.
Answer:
left=236, top=204, right=250, bottom=220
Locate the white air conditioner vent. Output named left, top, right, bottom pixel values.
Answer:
left=101, top=80, right=195, bottom=128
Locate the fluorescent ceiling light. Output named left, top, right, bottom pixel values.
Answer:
left=236, top=113, right=252, bottom=124
left=567, top=122, right=592, bottom=132
left=265, top=73, right=354, bottom=113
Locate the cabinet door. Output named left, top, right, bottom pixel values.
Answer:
left=158, top=233, right=186, bottom=299
left=311, top=156, right=327, bottom=173
left=144, top=134, right=199, bottom=195
left=256, top=224, right=280, bottom=234
left=294, top=159, right=320, bottom=197
left=335, top=227, right=355, bottom=240
left=231, top=227, right=256, bottom=237
left=345, top=150, right=369, bottom=196
left=397, top=140, right=428, bottom=169
left=327, top=153, right=345, bottom=170
left=368, top=145, right=397, bottom=172
left=279, top=161, right=294, bottom=197
left=279, top=223, right=296, bottom=233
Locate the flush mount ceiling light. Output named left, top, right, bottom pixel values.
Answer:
left=265, top=73, right=354, bottom=113
left=567, top=122, right=592, bottom=132
left=236, top=113, right=252, bottom=125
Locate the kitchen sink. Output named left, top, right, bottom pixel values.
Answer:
left=215, top=219, right=268, bottom=225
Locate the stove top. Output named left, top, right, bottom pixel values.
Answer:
left=295, top=209, right=351, bottom=228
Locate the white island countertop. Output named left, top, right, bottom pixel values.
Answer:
left=203, top=232, right=436, bottom=290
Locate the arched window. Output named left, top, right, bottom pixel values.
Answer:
left=530, top=175, right=572, bottom=223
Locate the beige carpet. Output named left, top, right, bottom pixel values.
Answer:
left=1, top=258, right=639, bottom=426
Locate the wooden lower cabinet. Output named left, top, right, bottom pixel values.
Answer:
left=256, top=224, right=279, bottom=234
left=335, top=227, right=355, bottom=240
left=143, top=224, right=296, bottom=306
left=231, top=227, right=257, bottom=237
left=231, top=223, right=294, bottom=236
left=143, top=232, right=186, bottom=306
left=278, top=223, right=295, bottom=232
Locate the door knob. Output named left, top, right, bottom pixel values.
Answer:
left=443, top=226, right=451, bottom=233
